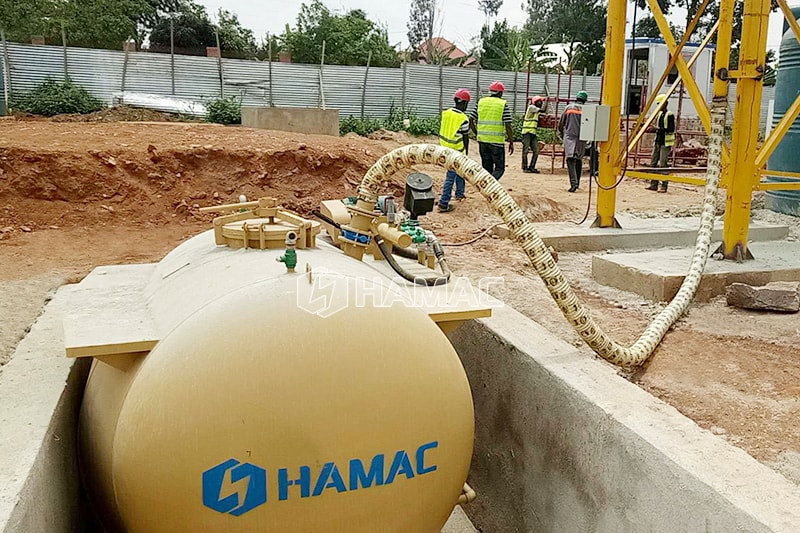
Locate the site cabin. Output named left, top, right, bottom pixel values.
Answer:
left=622, top=38, right=715, bottom=119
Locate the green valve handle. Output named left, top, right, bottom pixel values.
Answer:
left=277, top=231, right=299, bottom=272
left=401, top=223, right=427, bottom=244
left=278, top=249, right=297, bottom=271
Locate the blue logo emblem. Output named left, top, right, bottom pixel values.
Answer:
left=202, top=459, right=267, bottom=516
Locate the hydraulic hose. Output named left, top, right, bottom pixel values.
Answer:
left=375, top=235, right=450, bottom=287
left=355, top=97, right=727, bottom=367
left=392, top=244, right=420, bottom=260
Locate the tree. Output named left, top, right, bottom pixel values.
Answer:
left=479, top=20, right=556, bottom=72
left=149, top=1, right=215, bottom=55
left=216, top=8, right=257, bottom=59
left=282, top=1, right=399, bottom=67
left=256, top=33, right=281, bottom=61
left=149, top=2, right=256, bottom=58
left=0, top=0, right=52, bottom=42
left=634, top=16, right=681, bottom=40
left=478, top=0, right=503, bottom=26
left=522, top=0, right=555, bottom=44
left=407, top=0, right=435, bottom=53
left=546, top=0, right=606, bottom=72
left=0, top=0, right=154, bottom=50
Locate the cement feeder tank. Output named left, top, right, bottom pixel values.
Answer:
left=766, top=6, right=800, bottom=215
left=67, top=197, right=487, bottom=533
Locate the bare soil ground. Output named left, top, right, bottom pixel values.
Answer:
left=1, top=120, right=797, bottom=485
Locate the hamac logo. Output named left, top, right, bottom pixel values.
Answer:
left=202, top=459, right=267, bottom=516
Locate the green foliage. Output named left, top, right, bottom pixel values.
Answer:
left=407, top=0, right=435, bottom=52
left=283, top=0, right=399, bottom=67
left=215, top=9, right=257, bottom=59
left=480, top=20, right=558, bottom=73
left=521, top=0, right=605, bottom=73
left=1, top=0, right=154, bottom=49
left=10, top=79, right=104, bottom=116
left=339, top=116, right=383, bottom=136
left=477, top=0, right=504, bottom=19
left=339, top=104, right=440, bottom=137
left=148, top=3, right=256, bottom=58
left=205, top=96, right=241, bottom=125
left=149, top=2, right=214, bottom=55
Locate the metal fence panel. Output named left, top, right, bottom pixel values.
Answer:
left=363, top=65, right=404, bottom=118
left=175, top=54, right=222, bottom=100
left=65, top=46, right=124, bottom=98
left=0, top=41, right=779, bottom=132
left=269, top=62, right=320, bottom=109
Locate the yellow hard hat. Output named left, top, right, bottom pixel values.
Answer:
left=655, top=94, right=667, bottom=105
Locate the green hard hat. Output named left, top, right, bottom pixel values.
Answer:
left=576, top=90, right=588, bottom=101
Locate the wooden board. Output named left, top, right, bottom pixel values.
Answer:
left=64, top=264, right=160, bottom=359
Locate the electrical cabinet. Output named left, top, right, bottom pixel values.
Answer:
left=580, top=104, right=611, bottom=142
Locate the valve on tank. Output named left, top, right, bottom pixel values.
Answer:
left=277, top=231, right=299, bottom=272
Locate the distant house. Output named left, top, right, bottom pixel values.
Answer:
left=416, top=38, right=476, bottom=67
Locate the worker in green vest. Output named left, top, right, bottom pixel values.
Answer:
left=646, top=93, right=676, bottom=193
left=522, top=96, right=544, bottom=173
left=437, top=89, right=472, bottom=212
left=469, top=81, right=514, bottom=180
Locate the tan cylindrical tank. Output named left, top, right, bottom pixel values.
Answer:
left=79, top=231, right=474, bottom=532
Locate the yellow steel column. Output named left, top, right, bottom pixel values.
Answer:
left=721, top=0, right=771, bottom=261
left=712, top=0, right=734, bottom=190
left=593, top=0, right=626, bottom=228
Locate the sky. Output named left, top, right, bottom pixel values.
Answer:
left=195, top=0, right=788, bottom=54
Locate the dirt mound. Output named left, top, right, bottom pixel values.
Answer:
left=50, top=106, right=201, bottom=123
left=0, top=122, right=402, bottom=233
left=514, top=193, right=575, bottom=222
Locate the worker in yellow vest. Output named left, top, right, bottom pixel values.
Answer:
left=469, top=81, right=514, bottom=180
left=522, top=96, right=544, bottom=173
left=646, top=93, right=676, bottom=193
left=437, top=89, right=472, bottom=212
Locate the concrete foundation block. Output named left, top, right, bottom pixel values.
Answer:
left=0, top=286, right=90, bottom=533
left=449, top=305, right=800, bottom=532
left=241, top=107, right=340, bottom=136
left=524, top=214, right=789, bottom=252
left=726, top=281, right=800, bottom=312
left=592, top=241, right=800, bottom=302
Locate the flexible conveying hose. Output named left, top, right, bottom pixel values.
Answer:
left=356, top=97, right=727, bottom=367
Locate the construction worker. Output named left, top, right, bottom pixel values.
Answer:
left=470, top=80, right=514, bottom=180
left=558, top=90, right=588, bottom=192
left=437, top=88, right=471, bottom=212
left=646, top=93, right=675, bottom=193
left=522, top=96, right=544, bottom=173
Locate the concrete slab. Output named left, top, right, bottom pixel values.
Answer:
left=593, top=241, right=800, bottom=301
left=242, top=107, right=339, bottom=136
left=442, top=506, right=478, bottom=533
left=450, top=305, right=800, bottom=533
left=494, top=214, right=789, bottom=252
left=0, top=286, right=89, bottom=533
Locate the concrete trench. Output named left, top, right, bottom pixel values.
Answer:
left=2, top=284, right=800, bottom=532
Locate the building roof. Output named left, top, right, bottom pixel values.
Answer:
left=625, top=37, right=716, bottom=49
left=418, top=37, right=476, bottom=66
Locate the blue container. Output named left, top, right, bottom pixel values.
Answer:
left=766, top=7, right=800, bottom=216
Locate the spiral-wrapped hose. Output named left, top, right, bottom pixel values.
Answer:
left=355, top=97, right=727, bottom=367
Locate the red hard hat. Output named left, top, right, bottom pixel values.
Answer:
left=489, top=81, right=505, bottom=92
left=454, top=88, right=471, bottom=102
